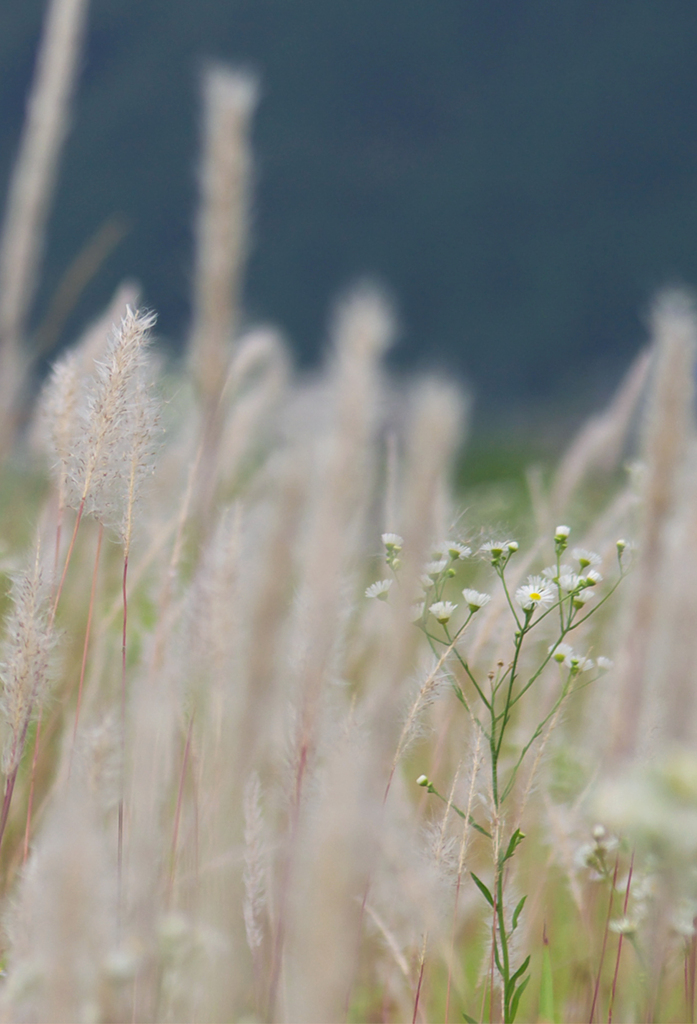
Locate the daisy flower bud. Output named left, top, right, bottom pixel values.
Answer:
left=416, top=775, right=430, bottom=787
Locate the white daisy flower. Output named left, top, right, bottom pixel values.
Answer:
left=480, top=540, right=514, bottom=562
left=582, top=569, right=602, bottom=585
left=447, top=541, right=471, bottom=560
left=411, top=602, right=426, bottom=622
left=569, top=654, right=594, bottom=673
left=515, top=576, right=555, bottom=611
left=462, top=588, right=491, bottom=612
left=555, top=525, right=571, bottom=540
left=382, top=533, right=403, bottom=550
left=597, top=656, right=614, bottom=671
left=426, top=559, right=448, bottom=579
left=548, top=642, right=574, bottom=663
left=365, top=579, right=392, bottom=601
left=572, top=547, right=601, bottom=568
left=558, top=573, right=582, bottom=592
left=542, top=563, right=572, bottom=580
left=573, top=589, right=595, bottom=606
left=429, top=600, right=457, bottom=624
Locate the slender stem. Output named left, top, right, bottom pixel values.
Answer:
left=608, top=851, right=634, bottom=1023
left=69, top=522, right=103, bottom=770
left=51, top=498, right=85, bottom=626
left=589, top=852, right=620, bottom=1023
left=412, top=935, right=427, bottom=1023
left=117, top=548, right=129, bottom=927
left=22, top=709, right=43, bottom=863
left=0, top=765, right=20, bottom=854
left=167, top=712, right=195, bottom=908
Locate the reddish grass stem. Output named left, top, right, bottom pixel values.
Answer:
left=589, top=852, right=620, bottom=1024
left=607, top=850, right=634, bottom=1023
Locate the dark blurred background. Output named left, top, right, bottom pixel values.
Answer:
left=2, top=0, right=697, bottom=428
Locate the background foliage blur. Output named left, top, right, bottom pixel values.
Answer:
left=2, top=0, right=697, bottom=422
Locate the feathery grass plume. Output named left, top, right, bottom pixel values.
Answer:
left=267, top=287, right=391, bottom=1018
left=0, top=544, right=55, bottom=852
left=216, top=326, right=290, bottom=492
left=0, top=0, right=90, bottom=456
left=607, top=289, right=697, bottom=763
left=69, top=305, right=158, bottom=528
left=190, top=66, right=257, bottom=402
left=242, top=772, right=269, bottom=966
left=286, top=287, right=392, bottom=781
left=0, top=779, right=120, bottom=1024
left=36, top=282, right=140, bottom=518
left=550, top=346, right=652, bottom=518
left=189, top=65, right=258, bottom=516
left=284, top=729, right=380, bottom=1023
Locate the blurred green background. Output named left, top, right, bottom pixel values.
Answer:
left=2, top=0, right=697, bottom=426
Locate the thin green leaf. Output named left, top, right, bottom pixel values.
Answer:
left=509, top=974, right=530, bottom=1023
left=511, top=895, right=527, bottom=932
left=470, top=871, right=494, bottom=907
left=509, top=954, right=531, bottom=987
left=500, top=828, right=525, bottom=866
left=462, top=1013, right=478, bottom=1023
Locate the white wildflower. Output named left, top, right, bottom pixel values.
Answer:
left=558, top=573, right=582, bottom=592
left=597, top=656, right=614, bottom=671
left=582, top=568, right=602, bottom=585
left=429, top=601, right=457, bottom=625
left=572, top=547, right=601, bottom=568
left=548, top=642, right=574, bottom=664
left=365, top=579, right=392, bottom=601
left=446, top=541, right=471, bottom=560
left=515, top=575, right=554, bottom=611
left=426, top=559, right=448, bottom=579
left=462, top=588, right=491, bottom=612
left=542, top=563, right=572, bottom=580
left=382, top=533, right=403, bottom=551
left=555, top=525, right=571, bottom=539
left=480, top=540, right=511, bottom=562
